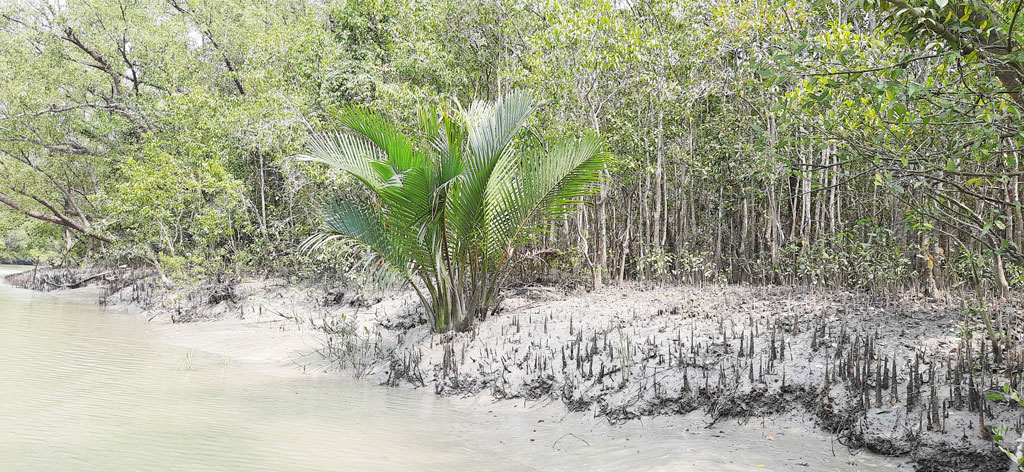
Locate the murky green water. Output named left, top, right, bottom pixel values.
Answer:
left=0, top=266, right=905, bottom=471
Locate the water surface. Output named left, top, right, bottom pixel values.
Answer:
left=0, top=266, right=904, bottom=471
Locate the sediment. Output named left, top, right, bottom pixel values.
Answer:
left=9, top=268, right=1023, bottom=471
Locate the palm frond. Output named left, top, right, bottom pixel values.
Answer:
left=377, top=164, right=439, bottom=267
left=300, top=90, right=604, bottom=332
left=450, top=90, right=538, bottom=241
left=334, top=106, right=424, bottom=173
left=301, top=197, right=410, bottom=281
left=295, top=131, right=384, bottom=190
left=485, top=133, right=608, bottom=258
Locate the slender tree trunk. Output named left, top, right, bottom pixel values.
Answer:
left=653, top=107, right=664, bottom=253
left=619, top=195, right=632, bottom=283
left=923, top=236, right=939, bottom=298
left=590, top=111, right=606, bottom=289
left=1006, top=138, right=1024, bottom=252
left=739, top=194, right=749, bottom=260
left=828, top=145, right=837, bottom=237
left=994, top=252, right=1010, bottom=298
left=801, top=147, right=812, bottom=247
left=715, top=187, right=724, bottom=270
left=767, top=177, right=780, bottom=280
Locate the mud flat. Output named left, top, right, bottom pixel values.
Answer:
left=10, top=267, right=1020, bottom=470
left=367, top=284, right=1022, bottom=471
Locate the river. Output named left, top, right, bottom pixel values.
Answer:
left=0, top=266, right=904, bottom=471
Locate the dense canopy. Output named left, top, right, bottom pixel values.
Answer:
left=1, top=0, right=1021, bottom=297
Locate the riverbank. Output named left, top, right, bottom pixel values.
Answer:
left=5, top=266, right=911, bottom=472
left=8, top=267, right=1019, bottom=470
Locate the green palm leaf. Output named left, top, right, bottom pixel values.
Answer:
left=301, top=197, right=409, bottom=282
left=295, top=131, right=385, bottom=190
left=450, top=90, right=538, bottom=241
left=486, top=133, right=608, bottom=261
left=300, top=90, right=604, bottom=332
left=334, top=106, right=424, bottom=173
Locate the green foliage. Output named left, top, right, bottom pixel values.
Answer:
left=2, top=0, right=1022, bottom=301
left=108, top=140, right=245, bottom=267
left=301, top=90, right=607, bottom=331
left=0, top=214, right=61, bottom=264
left=986, top=382, right=1024, bottom=470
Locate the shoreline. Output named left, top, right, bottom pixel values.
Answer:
left=9, top=266, right=1019, bottom=470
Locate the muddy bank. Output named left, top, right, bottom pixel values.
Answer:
left=368, top=285, right=1021, bottom=472
left=11, top=268, right=1022, bottom=470
left=3, top=266, right=139, bottom=293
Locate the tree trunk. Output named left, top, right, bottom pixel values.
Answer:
left=994, top=252, right=1010, bottom=298
left=653, top=107, right=664, bottom=253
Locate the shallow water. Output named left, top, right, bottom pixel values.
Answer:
left=0, top=266, right=906, bottom=471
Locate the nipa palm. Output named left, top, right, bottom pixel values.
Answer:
left=300, top=90, right=608, bottom=332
